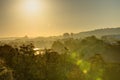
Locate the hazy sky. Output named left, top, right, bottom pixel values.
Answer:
left=0, top=0, right=120, bottom=37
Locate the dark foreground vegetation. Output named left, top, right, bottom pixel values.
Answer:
left=0, top=36, right=120, bottom=80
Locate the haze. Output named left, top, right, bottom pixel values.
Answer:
left=0, top=0, right=120, bottom=37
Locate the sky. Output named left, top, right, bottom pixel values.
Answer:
left=0, top=0, right=120, bottom=37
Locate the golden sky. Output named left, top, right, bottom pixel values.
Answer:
left=0, top=0, right=120, bottom=37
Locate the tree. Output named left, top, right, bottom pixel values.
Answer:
left=52, top=41, right=68, bottom=54
left=19, top=43, right=35, bottom=56
left=63, top=33, right=70, bottom=38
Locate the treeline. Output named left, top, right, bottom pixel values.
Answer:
left=0, top=36, right=120, bottom=80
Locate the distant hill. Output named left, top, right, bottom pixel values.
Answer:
left=0, top=37, right=18, bottom=41
left=0, top=36, right=29, bottom=41
left=1, top=27, right=120, bottom=48
left=1, top=27, right=120, bottom=41
left=73, top=27, right=120, bottom=38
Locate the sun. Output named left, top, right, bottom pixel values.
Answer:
left=21, top=0, right=41, bottom=15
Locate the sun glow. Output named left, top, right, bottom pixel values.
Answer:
left=21, top=0, right=42, bottom=15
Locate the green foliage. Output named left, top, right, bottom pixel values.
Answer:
left=0, top=36, right=120, bottom=80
